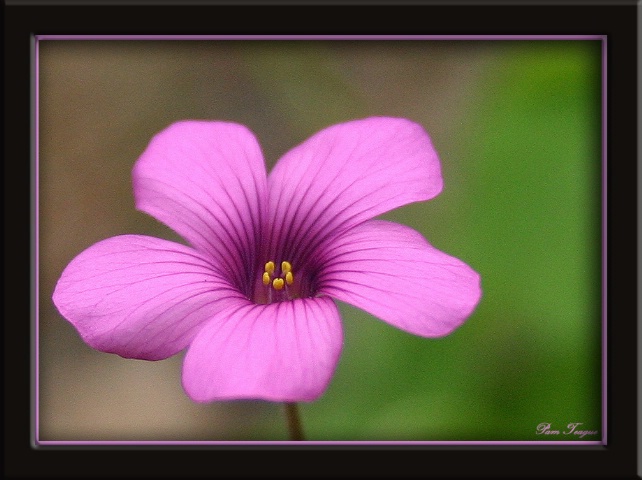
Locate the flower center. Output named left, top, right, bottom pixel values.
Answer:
left=252, top=259, right=314, bottom=304
left=262, top=260, right=295, bottom=291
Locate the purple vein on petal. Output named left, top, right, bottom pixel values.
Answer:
left=293, top=189, right=427, bottom=272
left=273, top=136, right=347, bottom=260
left=133, top=121, right=269, bottom=296
left=268, top=118, right=441, bottom=273
left=281, top=126, right=394, bottom=242
left=189, top=140, right=260, bottom=267
left=163, top=149, right=257, bottom=268
left=52, top=234, right=255, bottom=360
left=277, top=133, right=363, bottom=261
left=316, top=220, right=481, bottom=338
left=268, top=130, right=342, bottom=258
left=138, top=180, right=243, bottom=265
left=117, top=288, right=239, bottom=354
left=103, top=280, right=228, bottom=334
left=181, top=294, right=343, bottom=402
left=138, top=178, right=253, bottom=292
left=63, top=273, right=228, bottom=298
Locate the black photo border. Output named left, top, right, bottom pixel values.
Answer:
left=4, top=0, right=639, bottom=478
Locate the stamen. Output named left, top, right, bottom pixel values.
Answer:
left=261, top=259, right=295, bottom=293
left=273, top=278, right=285, bottom=290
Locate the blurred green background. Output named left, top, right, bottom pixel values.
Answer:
left=38, top=39, right=602, bottom=441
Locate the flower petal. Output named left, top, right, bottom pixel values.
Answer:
left=266, top=117, right=442, bottom=269
left=317, top=220, right=481, bottom=337
left=52, top=235, right=245, bottom=360
left=133, top=121, right=268, bottom=295
left=182, top=296, right=343, bottom=402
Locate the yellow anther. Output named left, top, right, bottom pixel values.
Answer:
left=285, top=271, right=294, bottom=285
left=264, top=261, right=275, bottom=274
left=272, top=278, right=285, bottom=290
left=262, top=272, right=271, bottom=286
left=281, top=261, right=292, bottom=274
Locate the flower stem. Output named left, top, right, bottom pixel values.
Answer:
left=284, top=402, right=305, bottom=441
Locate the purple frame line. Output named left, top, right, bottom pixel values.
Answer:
left=34, top=36, right=41, bottom=447
left=36, top=34, right=604, bottom=41
left=36, top=440, right=602, bottom=446
left=601, top=36, right=608, bottom=446
left=33, top=34, right=608, bottom=447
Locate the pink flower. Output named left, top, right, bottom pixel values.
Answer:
left=53, top=117, right=481, bottom=403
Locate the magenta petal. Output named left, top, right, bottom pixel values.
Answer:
left=133, top=121, right=268, bottom=294
left=52, top=235, right=245, bottom=360
left=266, top=117, right=442, bottom=266
left=182, top=296, right=343, bottom=402
left=317, top=220, right=481, bottom=338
